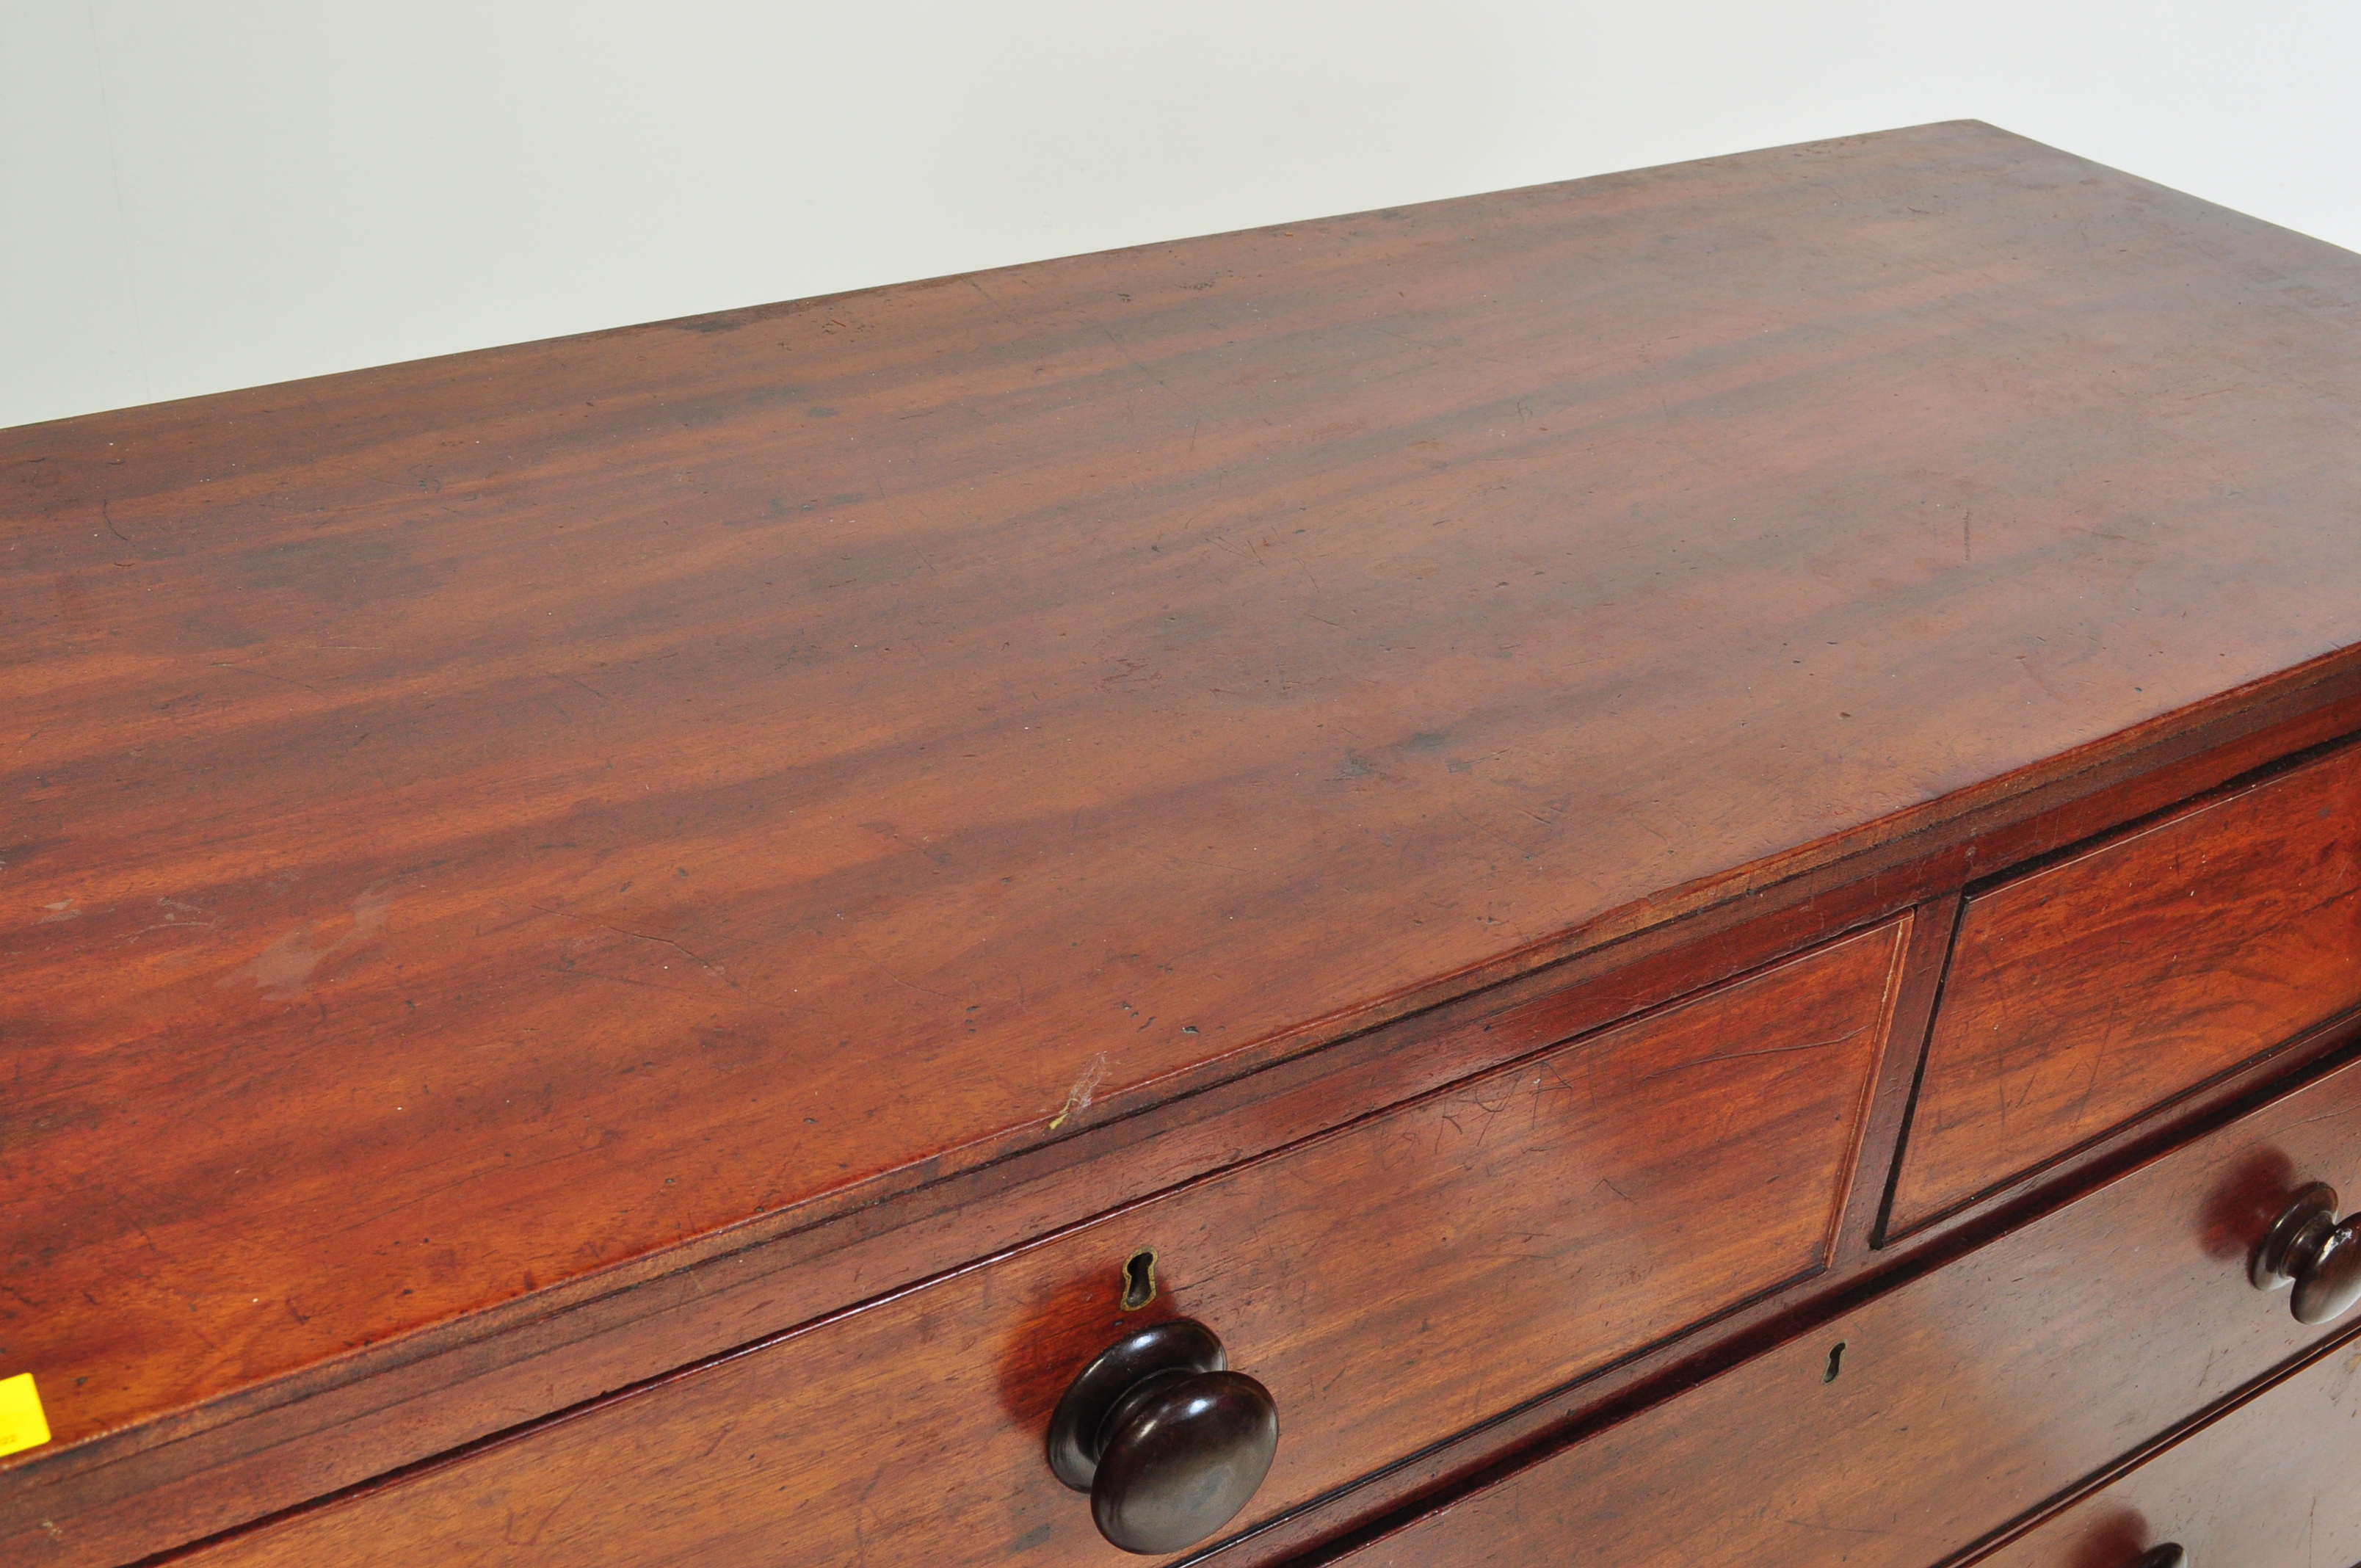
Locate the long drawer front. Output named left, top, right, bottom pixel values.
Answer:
left=172, top=922, right=1906, bottom=1566
left=1332, top=1048, right=2361, bottom=1568
left=1973, top=1332, right=2361, bottom=1567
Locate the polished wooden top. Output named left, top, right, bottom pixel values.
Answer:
left=5, top=119, right=2360, bottom=1457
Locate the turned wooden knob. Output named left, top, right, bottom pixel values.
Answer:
left=2135, top=1545, right=2188, bottom=1568
left=1046, top=1318, right=1280, bottom=1555
left=2251, top=1183, right=2361, bottom=1325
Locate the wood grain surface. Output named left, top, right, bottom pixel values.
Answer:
left=1892, top=741, right=2361, bottom=1233
left=1326, top=1049, right=2361, bottom=1568
left=159, top=919, right=1904, bottom=1567
left=1970, top=1330, right=2361, bottom=1568
left=5, top=116, right=2361, bottom=1509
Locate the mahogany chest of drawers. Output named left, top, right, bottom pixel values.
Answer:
left=6, top=120, right=2361, bottom=1568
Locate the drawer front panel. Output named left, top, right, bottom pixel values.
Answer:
left=1332, top=1048, right=2361, bottom=1568
left=1893, top=741, right=2361, bottom=1233
left=1975, top=1334, right=2361, bottom=1568
left=177, top=923, right=1906, bottom=1567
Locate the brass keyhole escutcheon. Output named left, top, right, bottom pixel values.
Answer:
left=1121, top=1248, right=1157, bottom=1311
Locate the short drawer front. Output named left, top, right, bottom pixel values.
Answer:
left=178, top=922, right=1906, bottom=1567
left=1971, top=1332, right=2361, bottom=1568
left=1333, top=1045, right=2361, bottom=1568
left=1893, top=741, right=2361, bottom=1233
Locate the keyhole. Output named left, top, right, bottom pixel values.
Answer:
left=1121, top=1249, right=1158, bottom=1311
left=1823, top=1341, right=1847, bottom=1384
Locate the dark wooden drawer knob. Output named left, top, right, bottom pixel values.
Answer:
left=2251, top=1183, right=2361, bottom=1325
left=1046, top=1317, right=1280, bottom=1555
left=2136, top=1546, right=2188, bottom=1568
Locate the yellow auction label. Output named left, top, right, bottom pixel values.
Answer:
left=0, top=1373, right=51, bottom=1457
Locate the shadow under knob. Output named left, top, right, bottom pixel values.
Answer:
left=2252, top=1183, right=2361, bottom=1326
left=1047, top=1317, right=1280, bottom=1555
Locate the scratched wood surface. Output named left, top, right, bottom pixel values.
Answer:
left=1326, top=1050, right=2361, bottom=1568
left=1892, top=739, right=2361, bottom=1234
left=165, top=921, right=1905, bottom=1568
left=5, top=117, right=2361, bottom=1488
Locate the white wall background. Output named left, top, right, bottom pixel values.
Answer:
left=5, top=1, right=2357, bottom=432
